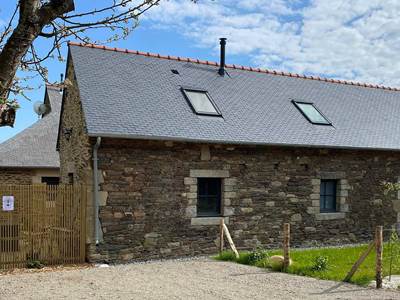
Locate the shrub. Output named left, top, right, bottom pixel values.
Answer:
left=215, top=251, right=237, bottom=262
left=236, top=252, right=252, bottom=265
left=311, top=255, right=329, bottom=271
left=247, top=248, right=269, bottom=265
left=26, top=260, right=44, bottom=269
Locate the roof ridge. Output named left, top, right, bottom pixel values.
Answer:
left=68, top=41, right=400, bottom=92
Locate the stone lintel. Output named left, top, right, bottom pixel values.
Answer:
left=315, top=212, right=346, bottom=220
left=191, top=217, right=229, bottom=226
left=190, top=169, right=230, bottom=178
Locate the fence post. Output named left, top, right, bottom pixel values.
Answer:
left=375, top=225, right=383, bottom=289
left=283, top=223, right=290, bottom=270
left=219, top=218, right=224, bottom=253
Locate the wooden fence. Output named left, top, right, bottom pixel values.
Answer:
left=0, top=185, right=86, bottom=270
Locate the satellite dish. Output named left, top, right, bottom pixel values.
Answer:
left=33, top=101, right=48, bottom=116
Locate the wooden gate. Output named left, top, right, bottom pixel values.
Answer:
left=0, top=185, right=86, bottom=269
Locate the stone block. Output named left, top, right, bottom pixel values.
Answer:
left=271, top=181, right=282, bottom=187
left=312, top=200, right=320, bottom=207
left=242, top=198, right=252, bottom=205
left=307, top=207, right=319, bottom=214
left=224, top=185, right=234, bottom=192
left=190, top=169, right=229, bottom=178
left=224, top=192, right=237, bottom=198
left=224, top=207, right=235, bottom=216
left=184, top=177, right=196, bottom=185
left=291, top=213, right=302, bottom=222
left=185, top=206, right=197, bottom=218
left=114, top=212, right=124, bottom=218
left=224, top=178, right=237, bottom=186
left=160, top=248, right=172, bottom=255
left=191, top=217, right=229, bottom=226
left=168, top=242, right=180, bottom=248
left=305, top=227, right=316, bottom=232
left=98, top=191, right=108, bottom=206
left=200, top=145, right=211, bottom=161
left=315, top=212, right=345, bottom=221
left=266, top=201, right=275, bottom=207
left=310, top=193, right=320, bottom=200
left=187, top=192, right=197, bottom=199
left=240, top=207, right=253, bottom=214
left=311, top=179, right=320, bottom=185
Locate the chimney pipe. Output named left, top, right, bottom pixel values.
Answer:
left=218, top=38, right=227, bottom=76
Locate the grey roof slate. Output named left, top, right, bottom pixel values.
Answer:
left=70, top=44, right=400, bottom=151
left=0, top=85, right=62, bottom=168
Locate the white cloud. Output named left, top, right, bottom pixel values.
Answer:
left=142, top=0, right=400, bottom=86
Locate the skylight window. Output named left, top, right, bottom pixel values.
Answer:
left=182, top=89, right=221, bottom=116
left=292, top=100, right=331, bottom=125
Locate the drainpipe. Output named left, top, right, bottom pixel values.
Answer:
left=93, top=137, right=102, bottom=245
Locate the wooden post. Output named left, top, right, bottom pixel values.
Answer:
left=222, top=223, right=239, bottom=259
left=344, top=241, right=375, bottom=282
left=283, top=223, right=290, bottom=270
left=375, top=225, right=383, bottom=289
left=219, top=218, right=224, bottom=253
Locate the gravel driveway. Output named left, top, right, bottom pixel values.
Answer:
left=0, top=258, right=399, bottom=300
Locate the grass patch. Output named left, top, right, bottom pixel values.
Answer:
left=214, top=244, right=400, bottom=286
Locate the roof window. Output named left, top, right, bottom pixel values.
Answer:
left=292, top=100, right=331, bottom=125
left=182, top=88, right=221, bottom=116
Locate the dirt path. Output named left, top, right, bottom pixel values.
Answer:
left=0, top=258, right=399, bottom=300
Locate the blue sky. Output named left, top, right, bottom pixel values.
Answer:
left=1, top=0, right=400, bottom=142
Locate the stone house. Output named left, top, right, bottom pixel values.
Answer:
left=58, top=41, right=400, bottom=262
left=0, top=85, right=62, bottom=184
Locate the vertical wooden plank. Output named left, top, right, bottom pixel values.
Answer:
left=219, top=218, right=224, bottom=253
left=80, top=185, right=87, bottom=263
left=376, top=225, right=383, bottom=289
left=283, top=223, right=290, bottom=271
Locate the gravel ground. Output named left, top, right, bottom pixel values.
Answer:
left=0, top=258, right=399, bottom=300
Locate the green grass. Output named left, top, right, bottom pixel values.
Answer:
left=214, top=244, right=400, bottom=286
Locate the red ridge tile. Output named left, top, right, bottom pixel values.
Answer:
left=67, top=42, right=398, bottom=92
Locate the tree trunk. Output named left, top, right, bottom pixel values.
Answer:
left=0, top=0, right=75, bottom=99
left=0, top=23, right=40, bottom=99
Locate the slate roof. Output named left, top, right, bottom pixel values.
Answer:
left=69, top=43, right=400, bottom=151
left=0, top=85, right=62, bottom=168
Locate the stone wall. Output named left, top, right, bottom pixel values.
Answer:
left=58, top=55, right=91, bottom=184
left=0, top=168, right=33, bottom=184
left=58, top=55, right=94, bottom=247
left=89, top=138, right=400, bottom=262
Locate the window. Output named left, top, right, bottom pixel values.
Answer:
left=68, top=173, right=74, bottom=185
left=41, top=177, right=60, bottom=185
left=292, top=100, right=331, bottom=125
left=197, top=178, right=222, bottom=216
left=182, top=88, right=221, bottom=116
left=320, top=180, right=337, bottom=212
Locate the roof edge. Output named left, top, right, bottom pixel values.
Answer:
left=87, top=132, right=400, bottom=153
left=68, top=41, right=400, bottom=92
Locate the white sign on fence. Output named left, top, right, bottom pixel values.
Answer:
left=2, top=196, right=14, bottom=211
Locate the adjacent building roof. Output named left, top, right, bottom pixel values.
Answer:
left=69, top=43, right=400, bottom=151
left=0, top=85, right=62, bottom=168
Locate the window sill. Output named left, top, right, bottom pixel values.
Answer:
left=191, top=216, right=229, bottom=226
left=316, top=212, right=346, bottom=221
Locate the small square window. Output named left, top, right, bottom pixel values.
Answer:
left=41, top=177, right=60, bottom=185
left=293, top=100, right=331, bottom=125
left=197, top=178, right=222, bottom=216
left=182, top=89, right=221, bottom=116
left=320, top=179, right=337, bottom=212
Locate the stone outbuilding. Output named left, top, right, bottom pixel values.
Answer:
left=58, top=42, right=400, bottom=262
left=0, top=85, right=62, bottom=184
